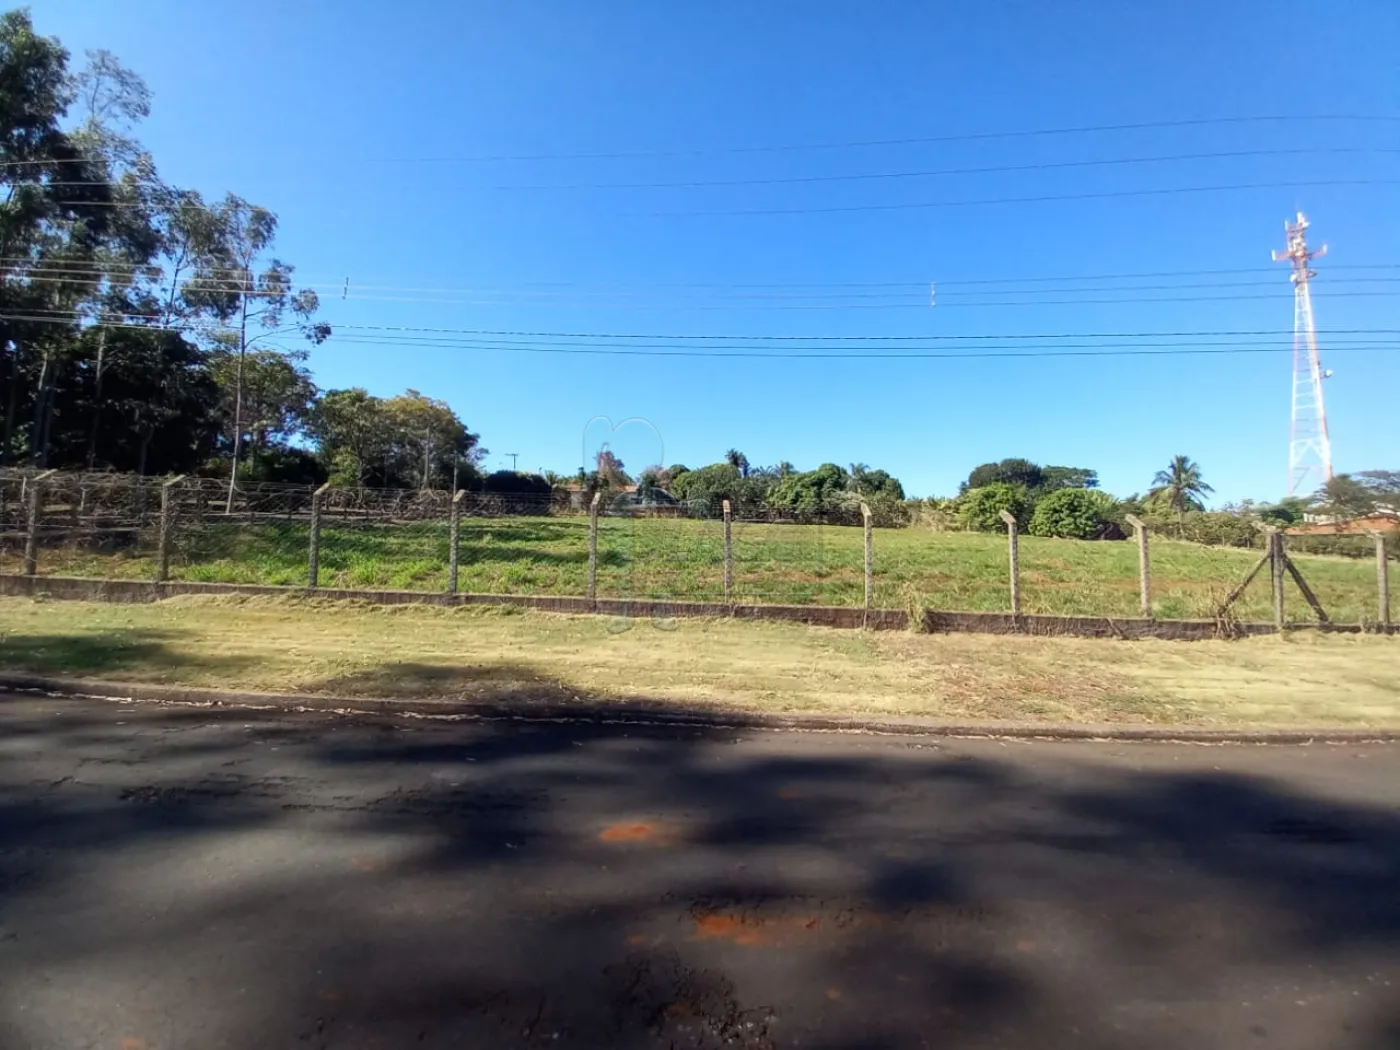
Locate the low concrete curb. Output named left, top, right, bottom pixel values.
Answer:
left=3, top=672, right=1398, bottom=745
left=0, top=574, right=907, bottom=630
left=8, top=572, right=1398, bottom=639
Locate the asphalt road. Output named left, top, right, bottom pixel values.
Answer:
left=1, top=695, right=1398, bottom=1050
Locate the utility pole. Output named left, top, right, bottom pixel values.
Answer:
left=507, top=452, right=518, bottom=472
left=1273, top=212, right=1333, bottom=497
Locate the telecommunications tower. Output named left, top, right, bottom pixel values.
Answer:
left=1272, top=211, right=1333, bottom=497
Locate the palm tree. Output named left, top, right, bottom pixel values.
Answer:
left=846, top=462, right=871, bottom=494
left=724, top=448, right=750, bottom=478
left=1151, top=455, right=1213, bottom=527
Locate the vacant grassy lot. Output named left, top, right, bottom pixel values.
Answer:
left=0, top=595, right=1396, bottom=728
left=2, top=515, right=1389, bottom=623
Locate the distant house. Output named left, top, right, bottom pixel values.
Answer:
left=1287, top=509, right=1400, bottom=536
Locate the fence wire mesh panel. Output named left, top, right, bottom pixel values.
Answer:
left=314, top=487, right=452, bottom=591
left=455, top=493, right=587, bottom=596
left=597, top=500, right=726, bottom=606
left=730, top=511, right=862, bottom=607
left=1288, top=553, right=1378, bottom=627
left=4, top=470, right=164, bottom=579
left=0, top=470, right=30, bottom=567
left=170, top=479, right=314, bottom=585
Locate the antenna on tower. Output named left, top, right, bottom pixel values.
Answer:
left=1272, top=211, right=1333, bottom=498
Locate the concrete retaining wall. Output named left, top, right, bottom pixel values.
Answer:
left=1, top=573, right=1392, bottom=639
left=921, top=609, right=1269, bottom=641
left=0, top=574, right=907, bottom=631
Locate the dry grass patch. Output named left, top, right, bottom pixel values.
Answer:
left=0, top=595, right=1396, bottom=729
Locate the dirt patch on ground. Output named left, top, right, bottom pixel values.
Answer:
left=599, top=821, right=681, bottom=844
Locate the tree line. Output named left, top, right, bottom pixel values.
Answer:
left=0, top=11, right=484, bottom=496
left=553, top=447, right=907, bottom=521
left=934, top=455, right=1398, bottom=544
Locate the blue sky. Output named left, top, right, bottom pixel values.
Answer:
left=31, top=0, right=1400, bottom=501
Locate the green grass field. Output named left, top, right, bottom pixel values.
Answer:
left=2, top=514, right=1390, bottom=624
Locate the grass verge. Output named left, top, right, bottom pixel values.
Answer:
left=1, top=595, right=1397, bottom=729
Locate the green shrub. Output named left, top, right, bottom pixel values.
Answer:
left=1028, top=489, right=1118, bottom=539
left=766, top=463, right=851, bottom=514
left=958, top=484, right=1034, bottom=532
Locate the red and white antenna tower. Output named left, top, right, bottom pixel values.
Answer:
left=1273, top=211, right=1333, bottom=497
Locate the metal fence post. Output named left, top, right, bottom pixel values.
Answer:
left=722, top=499, right=733, bottom=603
left=155, top=474, right=185, bottom=582
left=448, top=489, right=465, bottom=594
left=1375, top=531, right=1391, bottom=629
left=1125, top=513, right=1152, bottom=618
left=23, top=469, right=55, bottom=577
left=861, top=501, right=874, bottom=614
left=308, top=482, right=331, bottom=588
left=587, top=492, right=601, bottom=602
left=999, top=509, right=1021, bottom=617
left=1269, top=528, right=1286, bottom=631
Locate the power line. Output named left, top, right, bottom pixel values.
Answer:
left=7, top=311, right=1391, bottom=359
left=330, top=332, right=1386, bottom=353
left=362, top=114, right=1400, bottom=163
left=13, top=267, right=1400, bottom=300
left=5, top=312, right=1394, bottom=361
left=8, top=310, right=1388, bottom=343
left=188, top=289, right=1400, bottom=310
left=639, top=179, right=1400, bottom=217
left=13, top=276, right=1400, bottom=312
left=927, top=263, right=1400, bottom=287
left=7, top=257, right=1398, bottom=291
left=317, top=333, right=1400, bottom=361
left=12, top=273, right=1398, bottom=310
left=490, top=147, right=1400, bottom=191
left=28, top=146, right=1399, bottom=190
left=5, top=178, right=1397, bottom=214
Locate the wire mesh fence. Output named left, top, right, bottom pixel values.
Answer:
left=597, top=501, right=726, bottom=607
left=171, top=477, right=314, bottom=586
left=730, top=511, right=859, bottom=606
left=0, top=471, right=30, bottom=567
left=315, top=486, right=453, bottom=591
left=2, top=469, right=1394, bottom=625
left=0, top=469, right=164, bottom=578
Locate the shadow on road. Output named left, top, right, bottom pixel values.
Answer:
left=1, top=677, right=1398, bottom=1049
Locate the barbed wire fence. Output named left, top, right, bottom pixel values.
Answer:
left=2, top=468, right=1393, bottom=629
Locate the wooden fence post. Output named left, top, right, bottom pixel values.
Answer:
left=155, top=474, right=185, bottom=582
left=1125, top=513, right=1152, bottom=618
left=448, top=489, right=465, bottom=594
left=588, top=492, right=601, bottom=602
left=23, top=469, right=55, bottom=577
left=308, top=482, right=331, bottom=588
left=1000, top=509, right=1021, bottom=617
left=722, top=499, right=733, bottom=603
left=1375, top=531, right=1391, bottom=629
left=1269, top=528, right=1286, bottom=631
left=861, top=501, right=874, bottom=615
